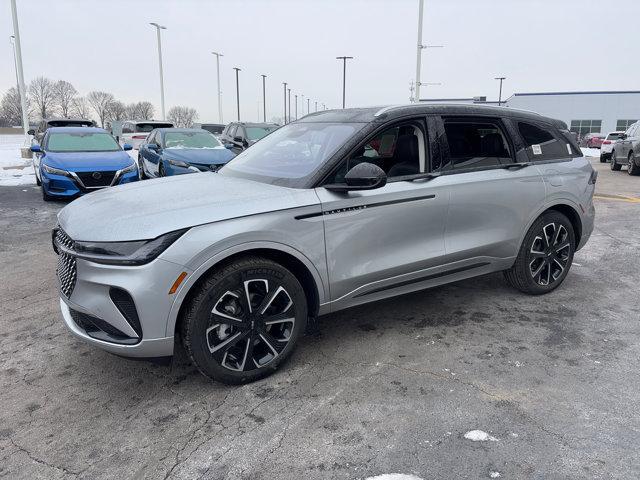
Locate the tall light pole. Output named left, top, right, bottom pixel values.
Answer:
left=315, top=101, right=318, bottom=112
left=495, top=77, right=506, bottom=106
left=414, top=0, right=424, bottom=104
left=336, top=56, right=354, bottom=108
left=301, top=94, right=305, bottom=115
left=10, top=0, right=29, bottom=135
left=233, top=67, right=241, bottom=121
left=9, top=36, right=19, bottom=94
left=287, top=88, right=291, bottom=122
left=282, top=82, right=287, bottom=124
left=294, top=94, right=298, bottom=120
left=261, top=74, right=267, bottom=122
left=149, top=22, right=167, bottom=119
left=212, top=51, right=223, bottom=123
left=307, top=98, right=310, bottom=115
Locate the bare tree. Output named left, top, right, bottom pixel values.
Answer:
left=70, top=96, right=92, bottom=120
left=124, top=101, right=155, bottom=120
left=87, top=91, right=115, bottom=127
left=52, top=80, right=77, bottom=117
left=167, top=106, right=198, bottom=128
left=0, top=87, right=30, bottom=126
left=106, top=100, right=127, bottom=122
left=29, top=76, right=56, bottom=120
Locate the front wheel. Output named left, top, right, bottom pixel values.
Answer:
left=504, top=211, right=575, bottom=295
left=611, top=152, right=621, bottom=171
left=34, top=165, right=42, bottom=186
left=628, top=152, right=639, bottom=176
left=180, top=256, right=308, bottom=384
left=137, top=155, right=146, bottom=180
left=41, top=185, right=52, bottom=202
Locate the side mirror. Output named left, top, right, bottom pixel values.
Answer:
left=325, top=162, right=387, bottom=192
left=27, top=129, right=35, bottom=136
left=223, top=143, right=234, bottom=149
left=122, top=143, right=133, bottom=151
left=30, top=144, right=42, bottom=153
left=233, top=136, right=243, bottom=143
left=147, top=143, right=159, bottom=150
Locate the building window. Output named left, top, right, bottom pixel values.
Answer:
left=616, top=119, right=637, bottom=132
left=569, top=120, right=602, bottom=137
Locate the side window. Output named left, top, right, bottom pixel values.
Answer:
left=228, top=125, right=237, bottom=138
left=236, top=126, right=245, bottom=140
left=147, top=131, right=156, bottom=145
left=439, top=119, right=513, bottom=171
left=517, top=122, right=571, bottom=161
left=326, top=122, right=426, bottom=184
left=122, top=123, right=131, bottom=134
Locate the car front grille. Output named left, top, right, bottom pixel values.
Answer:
left=57, top=252, right=77, bottom=298
left=55, top=227, right=75, bottom=251
left=75, top=171, right=117, bottom=188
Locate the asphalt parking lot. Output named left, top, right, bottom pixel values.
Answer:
left=1, top=158, right=639, bottom=480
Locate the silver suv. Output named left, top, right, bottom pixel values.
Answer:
left=53, top=105, right=596, bottom=384
left=610, top=120, right=640, bottom=175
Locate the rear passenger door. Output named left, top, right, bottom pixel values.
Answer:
left=431, top=115, right=546, bottom=266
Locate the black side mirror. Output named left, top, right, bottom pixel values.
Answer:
left=233, top=136, right=243, bottom=143
left=27, top=129, right=35, bottom=136
left=325, top=162, right=387, bottom=192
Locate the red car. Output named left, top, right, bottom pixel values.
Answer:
left=584, top=133, right=606, bottom=148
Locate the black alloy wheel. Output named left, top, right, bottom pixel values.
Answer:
left=181, top=256, right=307, bottom=384
left=628, top=152, right=639, bottom=176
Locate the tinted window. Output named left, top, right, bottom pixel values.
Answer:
left=122, top=123, right=132, bottom=134
left=441, top=119, right=512, bottom=171
left=135, top=122, right=172, bottom=132
left=518, top=122, right=571, bottom=160
left=47, top=132, right=120, bottom=152
left=606, top=133, right=622, bottom=140
left=164, top=131, right=221, bottom=149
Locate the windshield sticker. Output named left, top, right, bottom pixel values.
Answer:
left=532, top=144, right=542, bottom=155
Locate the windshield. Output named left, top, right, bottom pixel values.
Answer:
left=47, top=132, right=120, bottom=152
left=164, top=131, right=222, bottom=149
left=220, top=122, right=364, bottom=187
left=246, top=126, right=277, bottom=141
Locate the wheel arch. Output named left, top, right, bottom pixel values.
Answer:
left=166, top=243, right=325, bottom=339
left=541, top=203, right=583, bottom=247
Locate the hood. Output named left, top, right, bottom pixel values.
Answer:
left=57, top=173, right=320, bottom=242
left=164, top=147, right=235, bottom=166
left=43, top=151, right=134, bottom=171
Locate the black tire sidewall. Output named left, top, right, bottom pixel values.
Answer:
left=184, top=258, right=308, bottom=384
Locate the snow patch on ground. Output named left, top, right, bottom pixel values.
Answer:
left=581, top=147, right=600, bottom=157
left=365, top=475, right=424, bottom=480
left=463, top=430, right=499, bottom=442
left=490, top=472, right=501, bottom=478
left=0, top=135, right=35, bottom=186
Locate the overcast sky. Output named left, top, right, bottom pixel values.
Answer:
left=2, top=0, right=638, bottom=123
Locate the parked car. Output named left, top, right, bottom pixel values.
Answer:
left=611, top=120, right=640, bottom=175
left=581, top=133, right=605, bottom=148
left=599, top=131, right=624, bottom=162
left=194, top=123, right=226, bottom=137
left=219, top=122, right=278, bottom=154
left=138, top=128, right=235, bottom=178
left=31, top=127, right=137, bottom=201
left=119, top=120, right=174, bottom=149
left=28, top=118, right=94, bottom=144
left=52, top=105, right=595, bottom=384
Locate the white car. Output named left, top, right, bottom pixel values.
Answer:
left=119, top=120, right=174, bottom=150
left=600, top=131, right=624, bottom=162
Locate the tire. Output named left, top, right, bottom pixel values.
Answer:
left=627, top=152, right=639, bottom=176
left=180, top=256, right=308, bottom=384
left=504, top=211, right=575, bottom=295
left=137, top=155, right=146, bottom=180
left=610, top=152, right=621, bottom=171
left=34, top=165, right=42, bottom=186
left=41, top=185, right=52, bottom=202
left=599, top=155, right=606, bottom=163
left=158, top=162, right=165, bottom=177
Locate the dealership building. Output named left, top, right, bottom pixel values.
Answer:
left=420, top=90, right=640, bottom=137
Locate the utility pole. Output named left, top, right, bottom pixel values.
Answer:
left=9, top=36, right=19, bottom=94
left=336, top=56, right=354, bottom=108
left=10, top=0, right=29, bottom=135
left=212, top=51, right=223, bottom=123
left=495, top=77, right=506, bottom=106
left=282, top=82, right=287, bottom=124
left=415, top=0, right=424, bottom=104
left=301, top=94, right=305, bottom=115
left=233, top=67, right=241, bottom=121
left=294, top=94, right=298, bottom=120
left=315, top=101, right=318, bottom=112
left=307, top=98, right=310, bottom=115
left=287, top=88, right=291, bottom=122
left=149, top=23, right=167, bottom=119
left=261, top=74, right=267, bottom=122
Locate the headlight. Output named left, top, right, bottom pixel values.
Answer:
left=72, top=229, right=188, bottom=265
left=42, top=164, right=69, bottom=176
left=119, top=162, right=137, bottom=174
left=168, top=158, right=190, bottom=168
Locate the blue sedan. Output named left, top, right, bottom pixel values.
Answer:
left=138, top=128, right=235, bottom=178
left=31, top=127, right=138, bottom=201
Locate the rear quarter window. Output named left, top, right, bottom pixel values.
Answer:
left=517, top=121, right=577, bottom=161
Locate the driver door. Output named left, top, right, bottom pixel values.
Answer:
left=315, top=118, right=449, bottom=309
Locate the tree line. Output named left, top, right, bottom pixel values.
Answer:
left=0, top=76, right=199, bottom=128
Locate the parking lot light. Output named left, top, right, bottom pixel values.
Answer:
left=233, top=67, right=241, bottom=121
left=261, top=74, right=267, bottom=123
left=336, top=56, right=354, bottom=108
left=149, top=22, right=167, bottom=120
left=212, top=51, right=223, bottom=123
left=287, top=88, right=291, bottom=122
left=9, top=0, right=29, bottom=136
left=495, top=76, right=507, bottom=106
left=282, top=82, right=287, bottom=124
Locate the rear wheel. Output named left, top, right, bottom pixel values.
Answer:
left=181, top=256, right=308, bottom=384
left=504, top=211, right=575, bottom=295
left=610, top=151, right=621, bottom=171
left=158, top=162, right=165, bottom=177
left=137, top=155, right=146, bottom=180
left=628, top=152, right=639, bottom=176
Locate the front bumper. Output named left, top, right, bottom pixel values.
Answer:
left=42, top=168, right=138, bottom=198
left=57, top=252, right=191, bottom=358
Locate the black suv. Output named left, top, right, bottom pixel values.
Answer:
left=219, top=122, right=278, bottom=154
left=28, top=118, right=95, bottom=144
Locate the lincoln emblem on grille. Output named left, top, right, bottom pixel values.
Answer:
left=92, top=172, right=102, bottom=180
